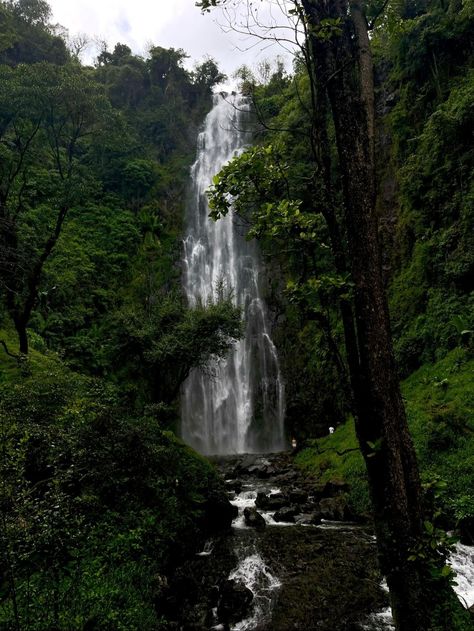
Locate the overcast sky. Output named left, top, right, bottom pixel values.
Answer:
left=48, top=0, right=294, bottom=80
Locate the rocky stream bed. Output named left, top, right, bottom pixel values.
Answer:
left=168, top=453, right=474, bottom=631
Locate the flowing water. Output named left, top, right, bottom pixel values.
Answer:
left=181, top=94, right=285, bottom=455
left=363, top=543, right=474, bottom=630
left=222, top=458, right=474, bottom=631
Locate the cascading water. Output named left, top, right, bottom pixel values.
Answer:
left=181, top=93, right=285, bottom=455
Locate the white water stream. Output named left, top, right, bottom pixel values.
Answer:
left=229, top=550, right=281, bottom=631
left=227, top=475, right=474, bottom=630
left=364, top=544, right=474, bottom=630
left=181, top=94, right=285, bottom=455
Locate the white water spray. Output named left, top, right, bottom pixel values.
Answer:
left=181, top=94, right=285, bottom=455
left=229, top=549, right=281, bottom=631
left=363, top=544, right=474, bottom=629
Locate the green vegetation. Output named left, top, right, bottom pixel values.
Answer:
left=0, top=340, right=228, bottom=629
left=1, top=0, right=473, bottom=628
left=204, top=0, right=473, bottom=513
left=296, top=419, right=370, bottom=514
left=296, top=348, right=474, bottom=525
left=201, top=1, right=473, bottom=626
left=0, top=2, right=237, bottom=628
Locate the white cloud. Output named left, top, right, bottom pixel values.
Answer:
left=49, top=0, right=294, bottom=77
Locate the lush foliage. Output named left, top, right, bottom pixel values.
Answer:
left=202, top=7, right=474, bottom=618
left=296, top=348, right=474, bottom=525
left=1, top=0, right=473, bottom=627
left=0, top=2, right=236, bottom=628
left=0, top=343, right=226, bottom=629
left=205, top=0, right=473, bottom=439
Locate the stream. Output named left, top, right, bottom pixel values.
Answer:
left=176, top=453, right=474, bottom=631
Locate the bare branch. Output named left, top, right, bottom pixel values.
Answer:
left=0, top=340, right=19, bottom=360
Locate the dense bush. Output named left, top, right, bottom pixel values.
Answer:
left=0, top=354, right=226, bottom=629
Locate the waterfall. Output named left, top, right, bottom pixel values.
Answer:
left=181, top=93, right=285, bottom=455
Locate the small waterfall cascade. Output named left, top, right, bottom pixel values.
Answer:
left=229, top=547, right=281, bottom=631
left=181, top=93, right=285, bottom=455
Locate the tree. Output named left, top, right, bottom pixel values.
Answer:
left=147, top=46, right=190, bottom=91
left=109, top=291, right=242, bottom=405
left=0, top=63, right=112, bottom=354
left=0, top=0, right=68, bottom=66
left=194, top=57, right=227, bottom=90
left=9, top=0, right=52, bottom=25
left=197, top=1, right=472, bottom=628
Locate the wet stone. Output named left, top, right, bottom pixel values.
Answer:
left=225, top=479, right=243, bottom=494
left=459, top=516, right=474, bottom=545
left=217, top=579, right=254, bottom=624
left=255, top=491, right=288, bottom=511
left=234, top=455, right=259, bottom=475
left=273, top=506, right=299, bottom=523
left=244, top=507, right=266, bottom=531
left=319, top=495, right=350, bottom=521
left=289, top=489, right=308, bottom=504
left=322, top=479, right=351, bottom=496
left=295, top=512, right=322, bottom=526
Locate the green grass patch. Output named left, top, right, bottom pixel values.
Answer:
left=0, top=327, right=65, bottom=385
left=295, top=418, right=370, bottom=514
left=403, top=347, right=474, bottom=521
left=296, top=348, right=474, bottom=519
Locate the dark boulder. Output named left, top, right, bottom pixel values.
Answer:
left=322, top=479, right=350, bottom=496
left=269, top=494, right=290, bottom=510
left=217, top=579, right=253, bottom=623
left=204, top=493, right=238, bottom=532
left=244, top=507, right=266, bottom=531
left=233, top=455, right=258, bottom=475
left=255, top=491, right=287, bottom=511
left=255, top=491, right=269, bottom=509
left=274, top=470, right=299, bottom=484
left=294, top=511, right=322, bottom=525
left=289, top=489, right=308, bottom=504
left=248, top=463, right=274, bottom=478
left=311, top=479, right=350, bottom=503
left=459, top=516, right=474, bottom=545
left=319, top=495, right=350, bottom=521
left=273, top=506, right=299, bottom=523
left=311, top=483, right=327, bottom=502
left=225, top=479, right=243, bottom=494
left=310, top=511, right=323, bottom=525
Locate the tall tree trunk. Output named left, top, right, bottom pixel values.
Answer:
left=3, top=206, right=68, bottom=355
left=14, top=318, right=28, bottom=355
left=301, top=0, right=470, bottom=628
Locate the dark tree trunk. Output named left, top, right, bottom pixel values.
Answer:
left=15, top=319, right=28, bottom=355
left=300, top=0, right=471, bottom=628
left=2, top=206, right=68, bottom=355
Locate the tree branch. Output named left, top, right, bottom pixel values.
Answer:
left=0, top=339, right=19, bottom=359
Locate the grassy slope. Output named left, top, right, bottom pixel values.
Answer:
left=0, top=327, right=63, bottom=383
left=296, top=347, right=474, bottom=519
